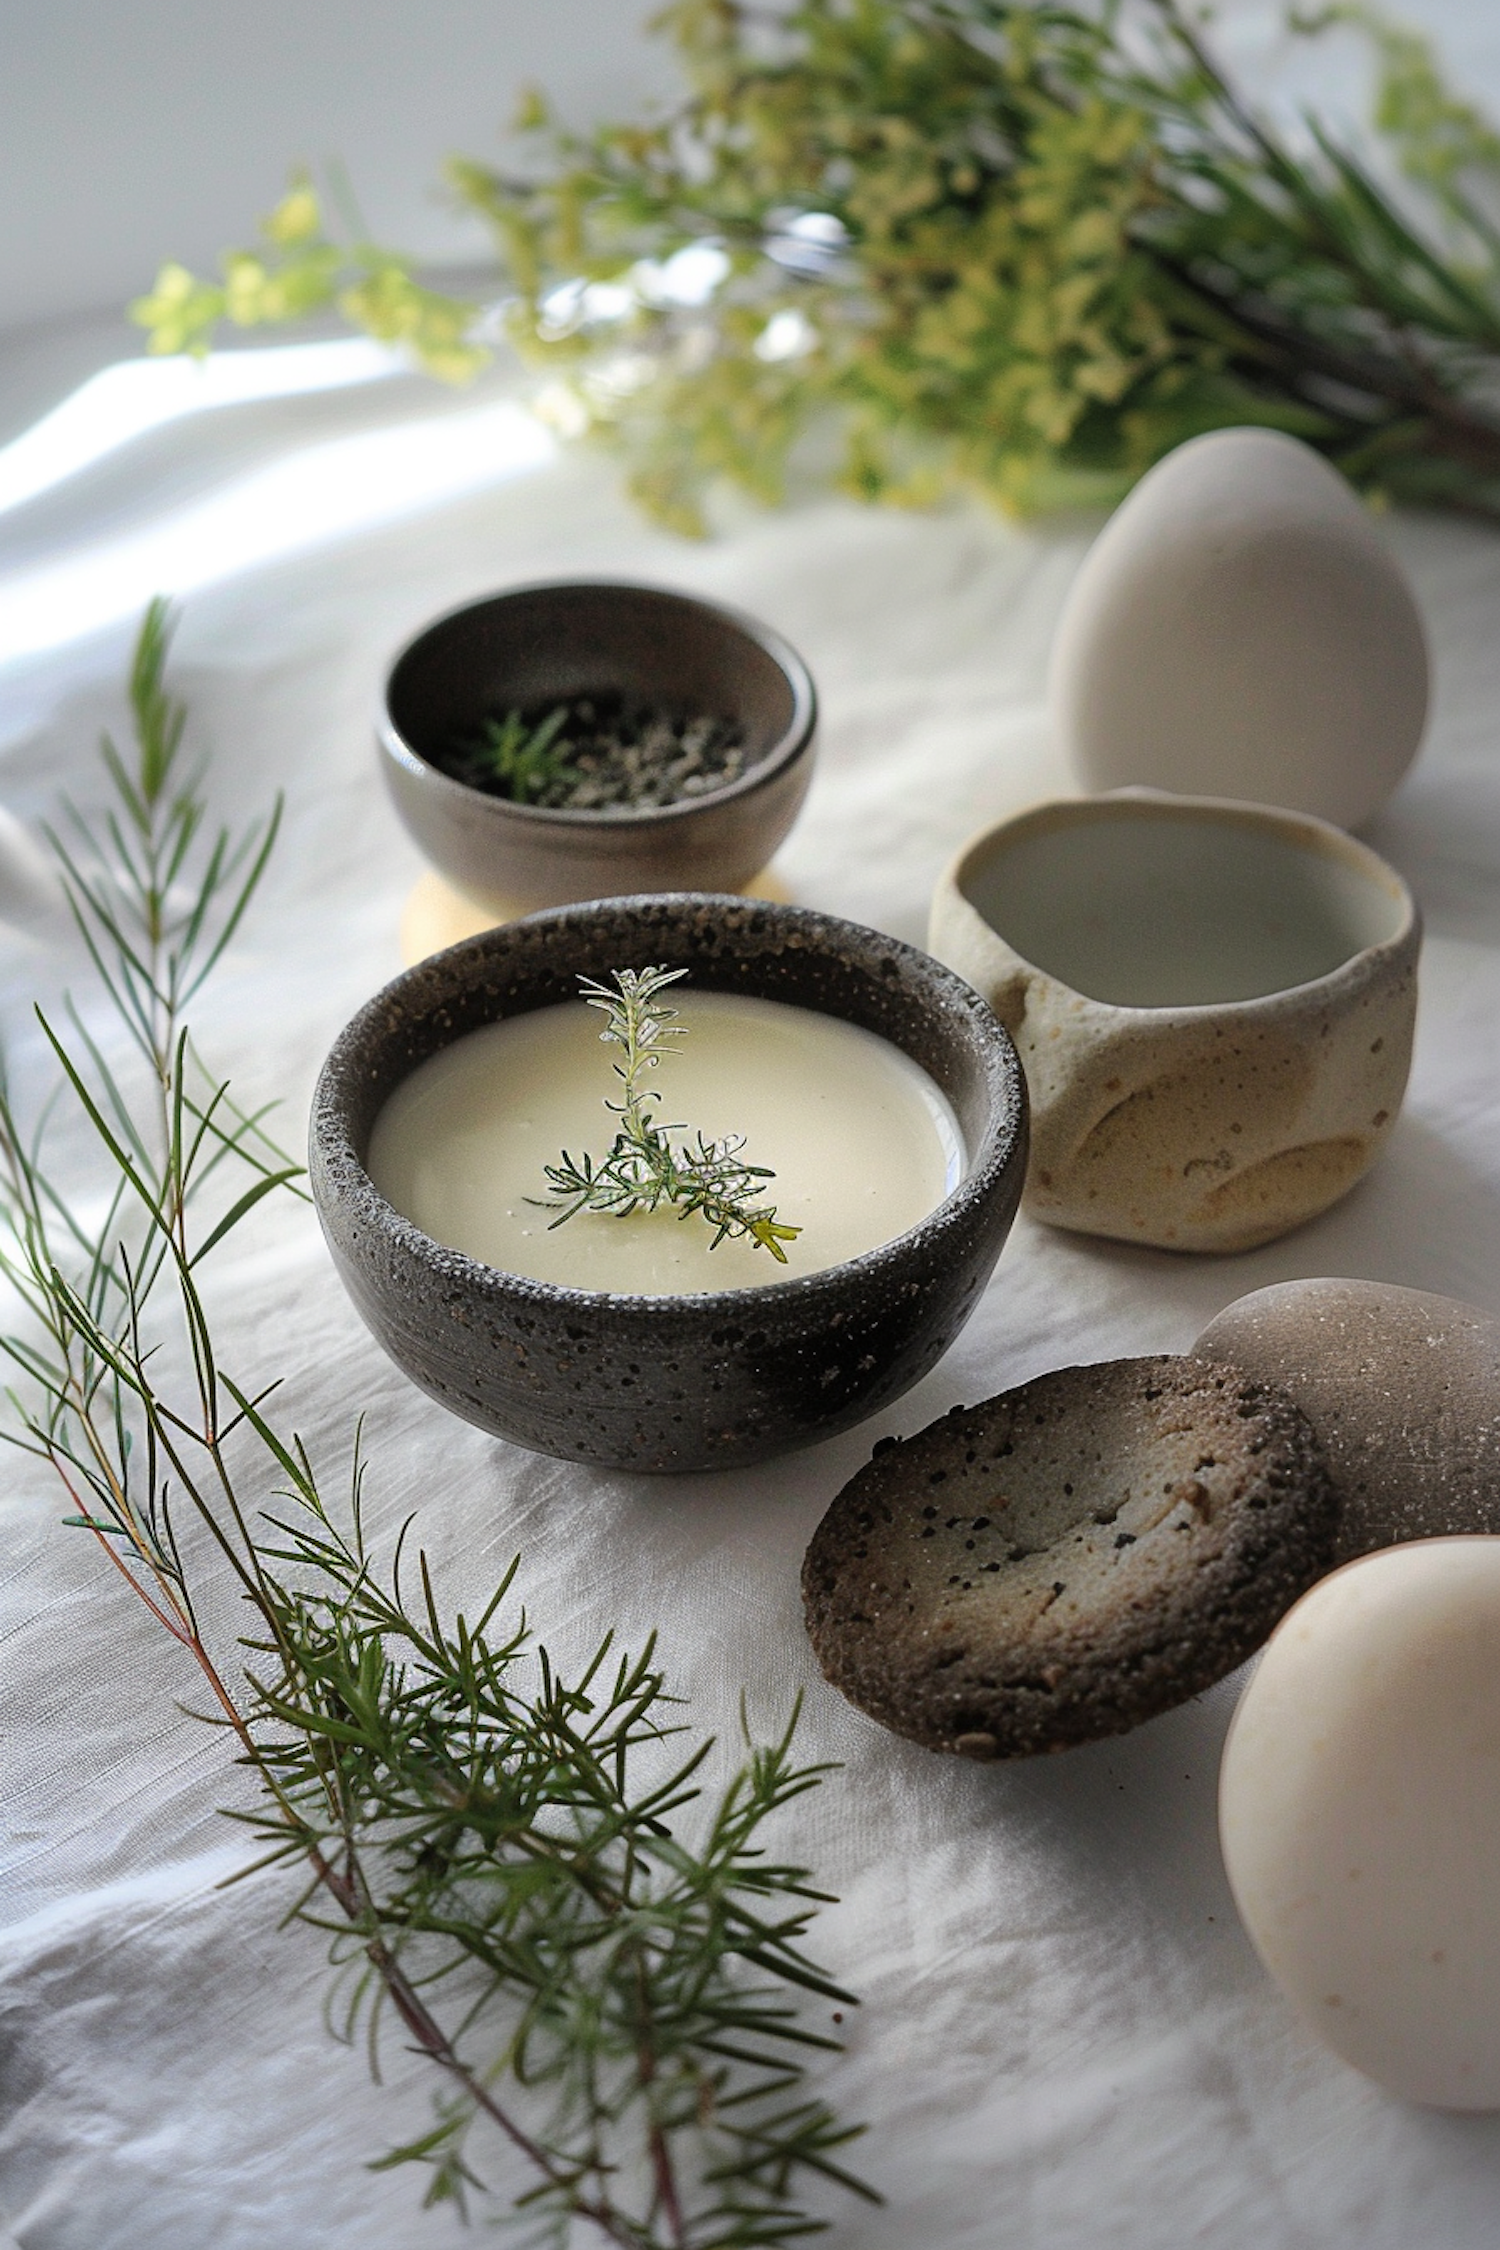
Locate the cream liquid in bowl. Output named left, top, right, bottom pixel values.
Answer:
left=367, top=989, right=965, bottom=1296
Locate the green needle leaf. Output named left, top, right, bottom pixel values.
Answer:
left=538, top=966, right=802, bottom=1260
left=2, top=564, right=863, bottom=2248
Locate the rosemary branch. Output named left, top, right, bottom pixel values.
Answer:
left=540, top=966, right=802, bottom=1262
left=0, top=606, right=868, bottom=2241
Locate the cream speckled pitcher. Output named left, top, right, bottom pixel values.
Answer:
left=929, top=792, right=1419, bottom=1254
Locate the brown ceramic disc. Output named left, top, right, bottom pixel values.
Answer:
left=801, top=1356, right=1336, bottom=1760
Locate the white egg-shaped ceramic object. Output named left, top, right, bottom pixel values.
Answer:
left=1220, top=1539, right=1500, bottom=2109
left=1050, top=429, right=1429, bottom=830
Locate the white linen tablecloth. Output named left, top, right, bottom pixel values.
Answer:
left=3, top=335, right=1500, bottom=2250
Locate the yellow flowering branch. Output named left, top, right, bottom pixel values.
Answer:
left=132, top=2, right=1500, bottom=527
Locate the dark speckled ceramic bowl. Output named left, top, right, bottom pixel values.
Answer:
left=380, top=581, right=817, bottom=913
left=310, top=895, right=1028, bottom=1474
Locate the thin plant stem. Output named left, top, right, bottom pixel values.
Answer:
left=540, top=967, right=802, bottom=1262
left=0, top=602, right=871, bottom=2244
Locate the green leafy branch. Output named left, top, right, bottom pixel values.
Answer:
left=0, top=610, right=865, bottom=2241
left=132, top=1, right=1500, bottom=528
left=541, top=966, right=802, bottom=1263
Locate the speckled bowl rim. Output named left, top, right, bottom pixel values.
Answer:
left=943, top=789, right=1420, bottom=1016
left=312, top=893, right=1027, bottom=1316
left=378, top=579, right=819, bottom=837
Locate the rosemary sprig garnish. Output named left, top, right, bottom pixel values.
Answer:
left=540, top=966, right=802, bottom=1262
left=0, top=607, right=868, bottom=2239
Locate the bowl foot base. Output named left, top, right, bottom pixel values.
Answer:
left=400, top=867, right=793, bottom=966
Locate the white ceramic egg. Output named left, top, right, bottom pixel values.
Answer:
left=1049, top=428, right=1429, bottom=830
left=1220, top=1538, right=1500, bottom=2109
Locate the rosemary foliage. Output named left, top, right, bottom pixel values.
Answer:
left=462, top=702, right=578, bottom=802
left=0, top=609, right=867, bottom=2242
left=540, top=966, right=802, bottom=1261
left=133, top=1, right=1500, bottom=528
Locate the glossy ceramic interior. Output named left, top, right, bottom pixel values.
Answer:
left=961, top=797, right=1407, bottom=1006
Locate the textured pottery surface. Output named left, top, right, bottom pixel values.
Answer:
left=380, top=580, right=817, bottom=914
left=1049, top=427, right=1430, bottom=831
left=1196, top=1278, right=1500, bottom=1559
left=1221, top=1539, right=1500, bottom=2110
left=928, top=792, right=1419, bottom=1253
left=803, top=1355, right=1335, bottom=1760
left=310, top=894, right=1027, bottom=1473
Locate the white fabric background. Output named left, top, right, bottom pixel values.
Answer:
left=2, top=326, right=1500, bottom=2247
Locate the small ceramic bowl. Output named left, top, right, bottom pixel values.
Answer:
left=380, top=581, right=818, bottom=915
left=309, top=894, right=1027, bottom=1473
left=929, top=791, right=1419, bottom=1253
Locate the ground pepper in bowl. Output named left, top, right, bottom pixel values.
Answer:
left=439, top=694, right=747, bottom=812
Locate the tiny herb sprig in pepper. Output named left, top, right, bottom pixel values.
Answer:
left=541, top=965, right=803, bottom=1261
left=443, top=699, right=749, bottom=809
left=134, top=1, right=1500, bottom=527
left=0, top=608, right=866, bottom=2239
left=462, top=702, right=577, bottom=802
